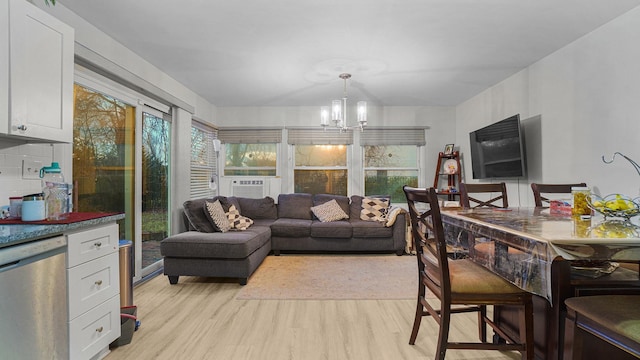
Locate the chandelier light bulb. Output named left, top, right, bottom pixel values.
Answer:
left=320, top=106, right=330, bottom=127
left=331, top=100, right=342, bottom=123
left=357, top=101, right=367, bottom=125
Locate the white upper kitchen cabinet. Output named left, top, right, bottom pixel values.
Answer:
left=1, top=0, right=74, bottom=143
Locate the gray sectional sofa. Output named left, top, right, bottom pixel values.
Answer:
left=160, top=193, right=407, bottom=285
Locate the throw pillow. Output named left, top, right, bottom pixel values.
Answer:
left=227, top=204, right=254, bottom=230
left=385, top=206, right=405, bottom=227
left=311, top=199, right=349, bottom=222
left=204, top=200, right=230, bottom=233
left=360, top=197, right=390, bottom=222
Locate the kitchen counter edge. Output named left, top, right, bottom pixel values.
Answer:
left=0, top=213, right=126, bottom=249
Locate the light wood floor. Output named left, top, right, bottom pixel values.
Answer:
left=106, top=274, right=521, bottom=360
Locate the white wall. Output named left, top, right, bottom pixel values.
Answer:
left=456, top=7, right=640, bottom=207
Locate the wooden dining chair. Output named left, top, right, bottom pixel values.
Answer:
left=531, top=183, right=587, bottom=207
left=459, top=182, right=508, bottom=209
left=403, top=186, right=534, bottom=360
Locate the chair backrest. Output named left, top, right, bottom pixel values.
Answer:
left=531, top=183, right=587, bottom=207
left=459, top=182, right=508, bottom=209
left=403, top=186, right=450, bottom=299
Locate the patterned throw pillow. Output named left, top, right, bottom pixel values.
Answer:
left=204, top=200, right=231, bottom=233
left=360, top=197, right=390, bottom=222
left=311, top=199, right=349, bottom=222
left=385, top=206, right=405, bottom=227
left=227, top=204, right=254, bottom=230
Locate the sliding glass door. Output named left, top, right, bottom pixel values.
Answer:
left=73, top=79, right=171, bottom=281
left=140, top=110, right=170, bottom=275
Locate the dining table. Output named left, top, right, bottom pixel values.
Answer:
left=440, top=207, right=640, bottom=360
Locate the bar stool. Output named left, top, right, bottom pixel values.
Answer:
left=564, top=295, right=640, bottom=359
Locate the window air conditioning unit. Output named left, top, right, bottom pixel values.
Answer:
left=231, top=179, right=266, bottom=198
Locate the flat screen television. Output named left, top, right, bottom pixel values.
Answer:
left=469, top=114, right=526, bottom=179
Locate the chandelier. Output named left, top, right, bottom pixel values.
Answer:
left=320, top=73, right=367, bottom=131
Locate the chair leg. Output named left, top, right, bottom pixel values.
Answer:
left=409, top=295, right=423, bottom=345
left=478, top=305, right=487, bottom=342
left=519, top=299, right=534, bottom=360
left=436, top=306, right=451, bottom=360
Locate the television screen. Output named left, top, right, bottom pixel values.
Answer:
left=469, top=114, right=526, bottom=179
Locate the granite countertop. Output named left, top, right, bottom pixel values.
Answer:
left=0, top=212, right=125, bottom=249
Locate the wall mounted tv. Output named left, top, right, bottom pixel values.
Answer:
left=469, top=114, right=526, bottom=179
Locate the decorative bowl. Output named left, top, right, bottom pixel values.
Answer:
left=587, top=194, right=640, bottom=220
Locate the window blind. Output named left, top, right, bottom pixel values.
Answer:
left=287, top=128, right=354, bottom=145
left=218, top=128, right=282, bottom=144
left=360, top=127, right=427, bottom=146
left=190, top=122, right=218, bottom=199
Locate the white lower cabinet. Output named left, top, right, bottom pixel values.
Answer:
left=67, top=223, right=121, bottom=360
left=69, top=296, right=121, bottom=360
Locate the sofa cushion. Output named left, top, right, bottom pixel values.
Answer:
left=360, top=197, right=390, bottom=222
left=183, top=196, right=239, bottom=232
left=313, top=194, right=350, bottom=217
left=270, top=218, right=312, bottom=237
left=311, top=199, right=349, bottom=222
left=351, top=219, right=394, bottom=238
left=278, top=193, right=313, bottom=219
left=310, top=220, right=352, bottom=238
left=183, top=197, right=218, bottom=232
left=236, top=196, right=277, bottom=219
left=160, top=225, right=271, bottom=259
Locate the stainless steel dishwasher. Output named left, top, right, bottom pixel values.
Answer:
left=0, top=235, right=68, bottom=360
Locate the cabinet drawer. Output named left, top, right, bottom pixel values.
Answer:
left=67, top=223, right=118, bottom=267
left=69, top=295, right=120, bottom=360
left=68, top=252, right=119, bottom=320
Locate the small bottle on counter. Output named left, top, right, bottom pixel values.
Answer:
left=571, top=187, right=592, bottom=216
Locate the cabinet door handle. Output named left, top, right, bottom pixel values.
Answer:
left=95, top=280, right=103, bottom=286
left=17, top=125, right=27, bottom=131
left=94, top=242, right=102, bottom=247
left=96, top=326, right=103, bottom=333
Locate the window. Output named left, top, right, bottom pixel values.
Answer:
left=295, top=145, right=348, bottom=195
left=289, top=128, right=353, bottom=196
left=191, top=122, right=218, bottom=198
left=218, top=128, right=280, bottom=176
left=364, top=145, right=418, bottom=203
left=224, top=144, right=277, bottom=176
left=361, top=128, right=425, bottom=203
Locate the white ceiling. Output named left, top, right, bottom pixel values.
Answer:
left=58, top=0, right=640, bottom=107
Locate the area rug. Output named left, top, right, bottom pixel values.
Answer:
left=236, top=255, right=419, bottom=300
